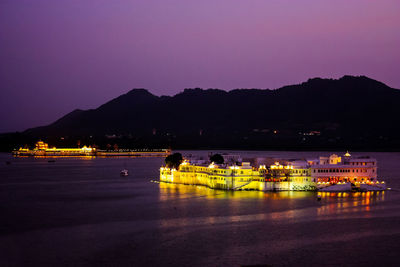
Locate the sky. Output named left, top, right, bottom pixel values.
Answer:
left=0, top=0, right=399, bottom=132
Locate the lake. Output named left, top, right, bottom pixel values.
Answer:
left=1, top=151, right=400, bottom=266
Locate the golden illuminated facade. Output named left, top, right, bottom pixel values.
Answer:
left=160, top=161, right=317, bottom=191
left=35, top=141, right=49, bottom=150
left=14, top=141, right=96, bottom=156
left=13, top=141, right=170, bottom=157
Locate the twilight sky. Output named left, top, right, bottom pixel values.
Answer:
left=1, top=0, right=399, bottom=132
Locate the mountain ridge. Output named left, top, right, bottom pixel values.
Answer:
left=5, top=75, right=400, bottom=151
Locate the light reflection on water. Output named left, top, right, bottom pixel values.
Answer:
left=159, top=182, right=385, bottom=201
left=158, top=183, right=389, bottom=228
left=316, top=191, right=386, bottom=218
left=158, top=182, right=316, bottom=200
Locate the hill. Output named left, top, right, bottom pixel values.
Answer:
left=4, top=75, right=400, bottom=151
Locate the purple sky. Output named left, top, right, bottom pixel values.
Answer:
left=1, top=0, right=399, bottom=132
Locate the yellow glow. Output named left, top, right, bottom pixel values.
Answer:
left=271, top=162, right=284, bottom=169
left=158, top=182, right=316, bottom=200
left=43, top=147, right=94, bottom=152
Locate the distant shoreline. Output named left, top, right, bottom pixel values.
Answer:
left=3, top=148, right=400, bottom=155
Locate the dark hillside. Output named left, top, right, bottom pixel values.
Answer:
left=5, top=75, right=399, bottom=151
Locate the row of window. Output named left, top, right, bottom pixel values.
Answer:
left=185, top=169, right=250, bottom=175
left=349, top=162, right=375, bottom=166
left=210, top=177, right=252, bottom=182
left=292, top=170, right=309, bottom=174
left=314, top=169, right=371, bottom=173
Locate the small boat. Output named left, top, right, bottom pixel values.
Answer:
left=120, top=169, right=129, bottom=176
left=5, top=161, right=11, bottom=165
left=48, top=160, right=56, bottom=163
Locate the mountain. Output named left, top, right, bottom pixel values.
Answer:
left=9, top=75, right=400, bottom=150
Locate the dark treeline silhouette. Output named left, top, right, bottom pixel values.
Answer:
left=2, top=75, right=400, bottom=151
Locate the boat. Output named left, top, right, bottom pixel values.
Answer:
left=319, top=182, right=352, bottom=192
left=359, top=182, right=386, bottom=191
left=120, top=169, right=129, bottom=176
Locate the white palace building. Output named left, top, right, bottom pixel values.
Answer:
left=309, top=152, right=377, bottom=184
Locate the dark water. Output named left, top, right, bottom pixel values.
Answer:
left=1, top=151, right=400, bottom=267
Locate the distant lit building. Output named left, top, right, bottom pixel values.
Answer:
left=13, top=141, right=169, bottom=157
left=35, top=141, right=49, bottom=150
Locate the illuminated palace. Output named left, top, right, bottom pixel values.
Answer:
left=159, top=153, right=386, bottom=191
left=13, top=141, right=170, bottom=157
left=14, top=141, right=95, bottom=156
